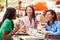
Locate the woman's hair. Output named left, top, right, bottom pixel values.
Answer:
left=46, top=10, right=57, bottom=26
left=0, top=7, right=16, bottom=27
left=25, top=6, right=35, bottom=21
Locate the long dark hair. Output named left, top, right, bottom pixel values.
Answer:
left=25, top=6, right=35, bottom=21
left=46, top=10, right=57, bottom=26
left=0, top=7, right=16, bottom=29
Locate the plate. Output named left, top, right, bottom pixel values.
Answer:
left=15, top=32, right=29, bottom=35
left=38, top=31, right=53, bottom=34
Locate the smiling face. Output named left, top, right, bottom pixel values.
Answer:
left=26, top=7, right=33, bottom=17
left=46, top=11, right=54, bottom=21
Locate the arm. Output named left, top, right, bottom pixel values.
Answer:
left=45, top=23, right=49, bottom=31
left=2, top=25, right=19, bottom=40
left=20, top=20, right=26, bottom=33
left=53, top=23, right=60, bottom=34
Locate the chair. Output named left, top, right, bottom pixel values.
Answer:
left=45, top=33, right=60, bottom=40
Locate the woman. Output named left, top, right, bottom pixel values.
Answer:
left=0, top=7, right=19, bottom=40
left=20, top=6, right=37, bottom=32
left=46, top=10, right=60, bottom=40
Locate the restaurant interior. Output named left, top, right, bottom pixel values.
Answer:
left=0, top=0, right=60, bottom=40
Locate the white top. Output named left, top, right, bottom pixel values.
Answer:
left=22, top=16, right=35, bottom=29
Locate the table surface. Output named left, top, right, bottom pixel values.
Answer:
left=12, top=29, right=46, bottom=40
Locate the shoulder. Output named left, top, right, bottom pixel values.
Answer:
left=54, top=20, right=60, bottom=24
left=22, top=16, right=28, bottom=20
left=1, top=18, right=12, bottom=28
left=22, top=16, right=27, bottom=19
left=53, top=20, right=60, bottom=27
left=3, top=18, right=12, bottom=25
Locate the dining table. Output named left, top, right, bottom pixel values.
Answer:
left=12, top=28, right=47, bottom=40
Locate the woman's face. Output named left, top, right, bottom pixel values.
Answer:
left=46, top=12, right=54, bottom=21
left=26, top=7, right=33, bottom=17
left=13, top=12, right=16, bottom=19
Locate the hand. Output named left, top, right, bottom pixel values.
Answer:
left=22, top=28, right=26, bottom=33
left=16, top=23, right=20, bottom=27
left=2, top=37, right=7, bottom=40
left=15, top=23, right=20, bottom=31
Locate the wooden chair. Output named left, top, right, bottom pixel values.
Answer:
left=45, top=33, right=60, bottom=40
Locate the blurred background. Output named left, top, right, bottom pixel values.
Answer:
left=0, top=0, right=60, bottom=21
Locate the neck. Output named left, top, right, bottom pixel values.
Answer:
left=28, top=16, right=32, bottom=19
left=11, top=18, right=13, bottom=21
left=49, top=19, right=53, bottom=25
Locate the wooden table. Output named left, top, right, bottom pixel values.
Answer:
left=45, top=33, right=60, bottom=40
